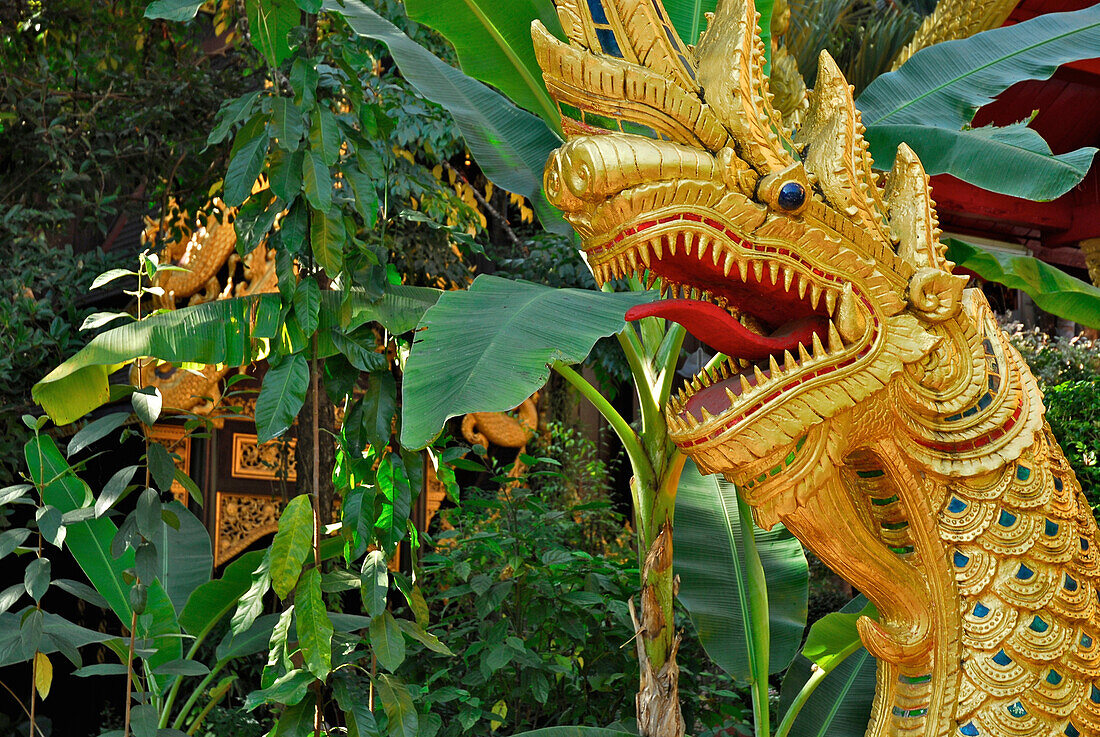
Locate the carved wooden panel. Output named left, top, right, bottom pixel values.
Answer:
left=231, top=433, right=297, bottom=481
left=214, top=491, right=281, bottom=565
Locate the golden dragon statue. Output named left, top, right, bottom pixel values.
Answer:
left=532, top=0, right=1100, bottom=735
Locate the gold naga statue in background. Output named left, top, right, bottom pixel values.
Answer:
left=534, top=0, right=1100, bottom=734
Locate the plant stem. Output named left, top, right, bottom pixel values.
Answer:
left=311, top=334, right=323, bottom=737
left=123, top=608, right=138, bottom=737
left=737, top=490, right=771, bottom=737
left=186, top=675, right=237, bottom=736
left=552, top=362, right=655, bottom=493
left=28, top=650, right=36, bottom=737
left=655, top=323, right=687, bottom=407
left=171, top=661, right=227, bottom=732
left=616, top=328, right=660, bottom=436
left=774, top=665, right=829, bottom=737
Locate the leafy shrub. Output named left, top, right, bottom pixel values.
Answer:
left=1005, top=321, right=1100, bottom=387
left=1044, top=380, right=1100, bottom=505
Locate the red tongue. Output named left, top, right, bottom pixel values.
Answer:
left=626, top=299, right=826, bottom=361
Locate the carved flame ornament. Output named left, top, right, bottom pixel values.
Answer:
left=535, top=0, right=1100, bottom=735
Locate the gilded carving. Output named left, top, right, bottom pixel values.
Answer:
left=537, top=0, right=1100, bottom=734
left=231, top=433, right=297, bottom=482
left=215, top=491, right=280, bottom=565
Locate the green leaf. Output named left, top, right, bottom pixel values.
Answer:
left=256, top=353, right=309, bottom=443
left=332, top=328, right=386, bottom=372
left=68, top=411, right=130, bottom=456
left=370, top=610, right=405, bottom=672
left=857, top=4, right=1100, bottom=200
left=401, top=275, right=656, bottom=448
left=374, top=673, right=418, bottom=737
left=245, top=669, right=314, bottom=710
left=296, top=568, right=333, bottom=679
left=309, top=206, right=346, bottom=278
left=270, top=495, right=314, bottom=599
left=360, top=549, right=388, bottom=617
left=777, top=599, right=877, bottom=737
left=181, top=549, right=266, bottom=637
left=246, top=0, right=301, bottom=67
left=270, top=96, right=306, bottom=150
left=147, top=442, right=176, bottom=494
left=158, top=501, right=213, bottom=616
left=273, top=697, right=317, bottom=736
left=225, top=113, right=271, bottom=207
left=800, top=597, right=875, bottom=672
left=403, top=0, right=562, bottom=130
left=136, top=487, right=162, bottom=539
left=375, top=454, right=411, bottom=552
left=144, top=0, right=205, bottom=21
left=235, top=189, right=282, bottom=255
left=673, top=459, right=809, bottom=679
left=153, top=658, right=211, bottom=676
left=293, top=278, right=321, bottom=336
left=52, top=578, right=109, bottom=609
left=504, top=730, right=637, bottom=737
left=321, top=0, right=568, bottom=234
left=309, top=107, right=341, bottom=166
left=395, top=618, right=453, bottom=656
left=230, top=552, right=272, bottom=636
left=946, top=239, right=1100, bottom=329
left=301, top=150, right=332, bottom=212
left=24, top=558, right=50, bottom=602
left=207, top=90, right=263, bottom=147
left=362, top=371, right=396, bottom=451
left=269, top=149, right=304, bottom=202
left=131, top=387, right=162, bottom=426
left=36, top=506, right=65, bottom=548
left=343, top=166, right=379, bottom=228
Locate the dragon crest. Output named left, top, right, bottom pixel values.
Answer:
left=533, top=0, right=1100, bottom=735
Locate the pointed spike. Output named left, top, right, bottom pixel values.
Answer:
left=753, top=365, right=767, bottom=385
left=738, top=358, right=750, bottom=368
left=737, top=258, right=749, bottom=281
left=645, top=271, right=658, bottom=289
left=810, top=283, right=822, bottom=309
left=797, top=275, right=808, bottom=299
left=825, top=290, right=837, bottom=315
left=700, top=406, right=714, bottom=422
left=798, top=342, right=812, bottom=363
left=652, top=238, right=664, bottom=260
left=783, top=267, right=794, bottom=292
left=812, top=331, right=826, bottom=357
left=739, top=374, right=752, bottom=394
left=639, top=244, right=651, bottom=268
left=725, top=387, right=739, bottom=403
left=691, top=376, right=703, bottom=391
left=827, top=320, right=844, bottom=352
left=752, top=260, right=763, bottom=281
left=668, top=236, right=678, bottom=256
left=769, top=354, right=781, bottom=375
left=783, top=350, right=797, bottom=372
left=683, top=232, right=693, bottom=257
left=768, top=261, right=779, bottom=285
left=723, top=251, right=736, bottom=277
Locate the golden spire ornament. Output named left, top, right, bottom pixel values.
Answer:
left=534, top=0, right=1100, bottom=735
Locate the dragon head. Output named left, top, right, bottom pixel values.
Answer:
left=535, top=0, right=976, bottom=522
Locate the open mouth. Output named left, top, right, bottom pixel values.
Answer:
left=590, top=212, right=878, bottom=439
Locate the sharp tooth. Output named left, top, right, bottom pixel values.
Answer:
left=738, top=358, right=750, bottom=368
left=783, top=268, right=794, bottom=292
left=652, top=238, right=664, bottom=260
left=827, top=320, right=844, bottom=352
left=597, top=264, right=608, bottom=283
left=768, top=262, right=779, bottom=285
left=618, top=254, right=629, bottom=275
left=723, top=252, right=736, bottom=277
left=691, top=376, right=702, bottom=391
left=716, top=362, right=728, bottom=379
left=668, top=237, right=677, bottom=256
left=700, top=407, right=714, bottom=422
left=645, top=271, right=658, bottom=289
left=659, top=279, right=670, bottom=298
left=683, top=232, right=693, bottom=257
left=667, top=413, right=680, bottom=432
left=752, top=261, right=763, bottom=281
left=797, top=342, right=812, bottom=363
left=737, top=259, right=749, bottom=281
left=725, top=387, right=739, bottom=403
left=700, top=369, right=712, bottom=387
left=797, top=275, right=808, bottom=299
left=709, top=238, right=721, bottom=266
left=812, top=331, right=825, bottom=356
left=669, top=394, right=681, bottom=412
left=783, top=350, right=797, bottom=372
left=825, top=290, right=837, bottom=315
left=810, top=283, right=822, bottom=310
left=726, top=357, right=739, bottom=374
left=836, top=283, right=866, bottom=343
left=753, top=365, right=767, bottom=385
left=627, top=251, right=639, bottom=274
left=739, top=374, right=752, bottom=394
left=639, top=245, right=651, bottom=267
left=769, top=354, right=781, bottom=375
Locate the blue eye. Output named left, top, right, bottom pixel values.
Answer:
left=777, top=182, right=806, bottom=210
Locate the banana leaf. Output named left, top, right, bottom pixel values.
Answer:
left=663, top=0, right=717, bottom=49
left=857, top=4, right=1100, bottom=201
left=403, top=0, right=564, bottom=130
left=158, top=501, right=213, bottom=617
left=673, top=459, right=808, bottom=679
left=323, top=0, right=569, bottom=234
left=946, top=238, right=1100, bottom=329
left=777, top=596, right=877, bottom=737
left=400, top=275, right=656, bottom=449
left=32, top=286, right=440, bottom=425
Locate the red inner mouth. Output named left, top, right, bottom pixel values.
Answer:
left=622, top=233, right=829, bottom=361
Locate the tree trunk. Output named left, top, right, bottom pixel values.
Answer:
left=295, top=368, right=335, bottom=521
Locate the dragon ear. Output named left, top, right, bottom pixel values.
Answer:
left=884, top=143, right=949, bottom=270
left=695, top=0, right=795, bottom=174
left=795, top=51, right=890, bottom=248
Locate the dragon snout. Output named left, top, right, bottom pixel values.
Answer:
left=544, top=135, right=722, bottom=212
